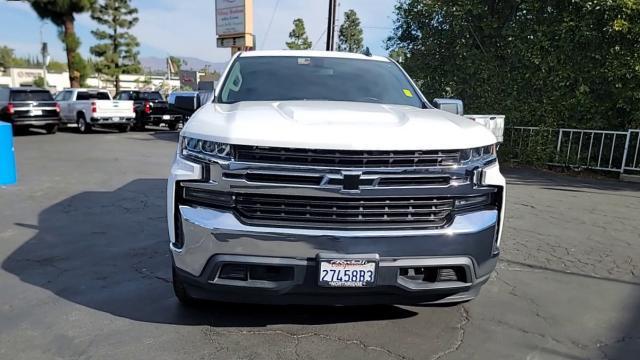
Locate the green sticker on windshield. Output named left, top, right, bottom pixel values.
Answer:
left=403, top=89, right=413, bottom=97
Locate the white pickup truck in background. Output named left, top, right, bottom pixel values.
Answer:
left=54, top=88, right=135, bottom=133
left=465, top=115, right=505, bottom=143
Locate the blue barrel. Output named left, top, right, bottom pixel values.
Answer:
left=0, top=121, right=17, bottom=185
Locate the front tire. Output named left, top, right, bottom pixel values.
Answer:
left=117, top=124, right=131, bottom=133
left=173, top=266, right=198, bottom=306
left=78, top=115, right=92, bottom=134
left=168, top=122, right=179, bottom=131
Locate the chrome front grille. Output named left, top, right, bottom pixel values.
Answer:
left=234, top=146, right=461, bottom=168
left=223, top=172, right=454, bottom=188
left=235, top=194, right=454, bottom=229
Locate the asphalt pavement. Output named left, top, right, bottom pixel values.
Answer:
left=1, top=128, right=639, bottom=360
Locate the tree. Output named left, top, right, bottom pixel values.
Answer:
left=388, top=48, right=406, bottom=63
left=90, top=0, right=141, bottom=92
left=33, top=76, right=46, bottom=88
left=387, top=0, right=640, bottom=130
left=47, top=60, right=67, bottom=72
left=286, top=18, right=312, bottom=50
left=0, top=46, right=15, bottom=69
left=169, top=56, right=185, bottom=72
left=24, top=0, right=94, bottom=88
left=337, top=10, right=364, bottom=53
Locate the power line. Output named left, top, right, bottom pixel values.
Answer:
left=312, top=29, right=328, bottom=50
left=262, top=0, right=281, bottom=49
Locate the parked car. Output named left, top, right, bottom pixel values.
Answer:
left=114, top=90, right=182, bottom=131
left=167, top=91, right=200, bottom=122
left=0, top=87, right=61, bottom=134
left=167, top=50, right=506, bottom=306
left=54, top=88, right=135, bottom=133
left=167, top=91, right=214, bottom=122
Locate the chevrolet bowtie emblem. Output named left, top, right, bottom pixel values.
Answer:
left=341, top=173, right=362, bottom=191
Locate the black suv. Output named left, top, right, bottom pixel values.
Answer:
left=0, top=87, right=61, bottom=134
left=114, top=90, right=182, bottom=130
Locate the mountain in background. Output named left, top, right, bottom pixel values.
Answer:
left=140, top=56, right=228, bottom=74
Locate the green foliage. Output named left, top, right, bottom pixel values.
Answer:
left=25, top=0, right=95, bottom=87
left=90, top=0, right=141, bottom=92
left=0, top=46, right=15, bottom=69
left=0, top=45, right=67, bottom=72
left=169, top=56, right=184, bottom=72
left=499, top=128, right=558, bottom=166
left=388, top=48, right=407, bottom=63
left=33, top=76, right=46, bottom=88
left=337, top=9, right=364, bottom=53
left=47, top=60, right=67, bottom=72
left=286, top=18, right=312, bottom=50
left=387, top=0, right=640, bottom=131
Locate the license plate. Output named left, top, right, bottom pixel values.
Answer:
left=113, top=117, right=121, bottom=121
left=162, top=115, right=170, bottom=120
left=319, top=258, right=377, bottom=287
left=30, top=110, right=43, bottom=116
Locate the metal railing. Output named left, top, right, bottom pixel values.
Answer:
left=504, top=127, right=640, bottom=174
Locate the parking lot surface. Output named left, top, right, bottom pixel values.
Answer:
left=1, top=129, right=639, bottom=360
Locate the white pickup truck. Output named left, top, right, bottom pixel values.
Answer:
left=54, top=88, right=135, bottom=133
left=167, top=50, right=506, bottom=306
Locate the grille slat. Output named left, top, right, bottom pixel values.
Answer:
left=235, top=146, right=461, bottom=168
left=235, top=194, right=454, bottom=229
left=237, top=204, right=452, bottom=215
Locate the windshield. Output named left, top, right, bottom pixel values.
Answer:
left=76, top=91, right=111, bottom=100
left=133, top=92, right=164, bottom=101
left=219, top=56, right=424, bottom=108
left=10, top=90, right=53, bottom=102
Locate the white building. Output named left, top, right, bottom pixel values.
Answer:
left=0, top=67, right=180, bottom=94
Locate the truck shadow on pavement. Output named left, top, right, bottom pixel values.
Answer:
left=1, top=178, right=417, bottom=326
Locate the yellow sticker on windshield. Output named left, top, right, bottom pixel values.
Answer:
left=403, top=89, right=413, bottom=97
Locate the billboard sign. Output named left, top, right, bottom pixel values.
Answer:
left=179, top=70, right=198, bottom=91
left=216, top=0, right=247, bottom=36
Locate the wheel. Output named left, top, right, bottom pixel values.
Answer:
left=12, top=126, right=27, bottom=135
left=172, top=266, right=198, bottom=306
left=78, top=115, right=92, bottom=134
left=44, top=124, right=58, bottom=134
left=168, top=122, right=178, bottom=131
left=117, top=124, right=131, bottom=133
left=134, top=119, right=146, bottom=131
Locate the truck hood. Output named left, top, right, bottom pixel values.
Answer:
left=182, top=101, right=497, bottom=150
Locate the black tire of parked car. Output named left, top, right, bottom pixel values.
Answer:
left=172, top=265, right=198, bottom=306
left=168, top=122, right=179, bottom=131
left=133, top=118, right=146, bottom=131
left=77, top=114, right=92, bottom=134
left=45, top=124, right=58, bottom=134
left=12, top=126, right=26, bottom=136
left=118, top=124, right=131, bottom=133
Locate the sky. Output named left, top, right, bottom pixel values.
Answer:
left=0, top=0, right=398, bottom=64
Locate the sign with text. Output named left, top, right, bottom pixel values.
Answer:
left=216, top=0, right=249, bottom=36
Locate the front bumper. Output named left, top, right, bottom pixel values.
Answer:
left=173, top=205, right=499, bottom=304
left=167, top=155, right=506, bottom=305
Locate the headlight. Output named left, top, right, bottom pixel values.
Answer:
left=459, top=144, right=496, bottom=163
left=180, top=136, right=232, bottom=162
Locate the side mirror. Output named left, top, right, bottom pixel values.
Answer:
left=433, top=98, right=464, bottom=116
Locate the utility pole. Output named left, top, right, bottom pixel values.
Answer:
left=325, top=0, right=337, bottom=51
